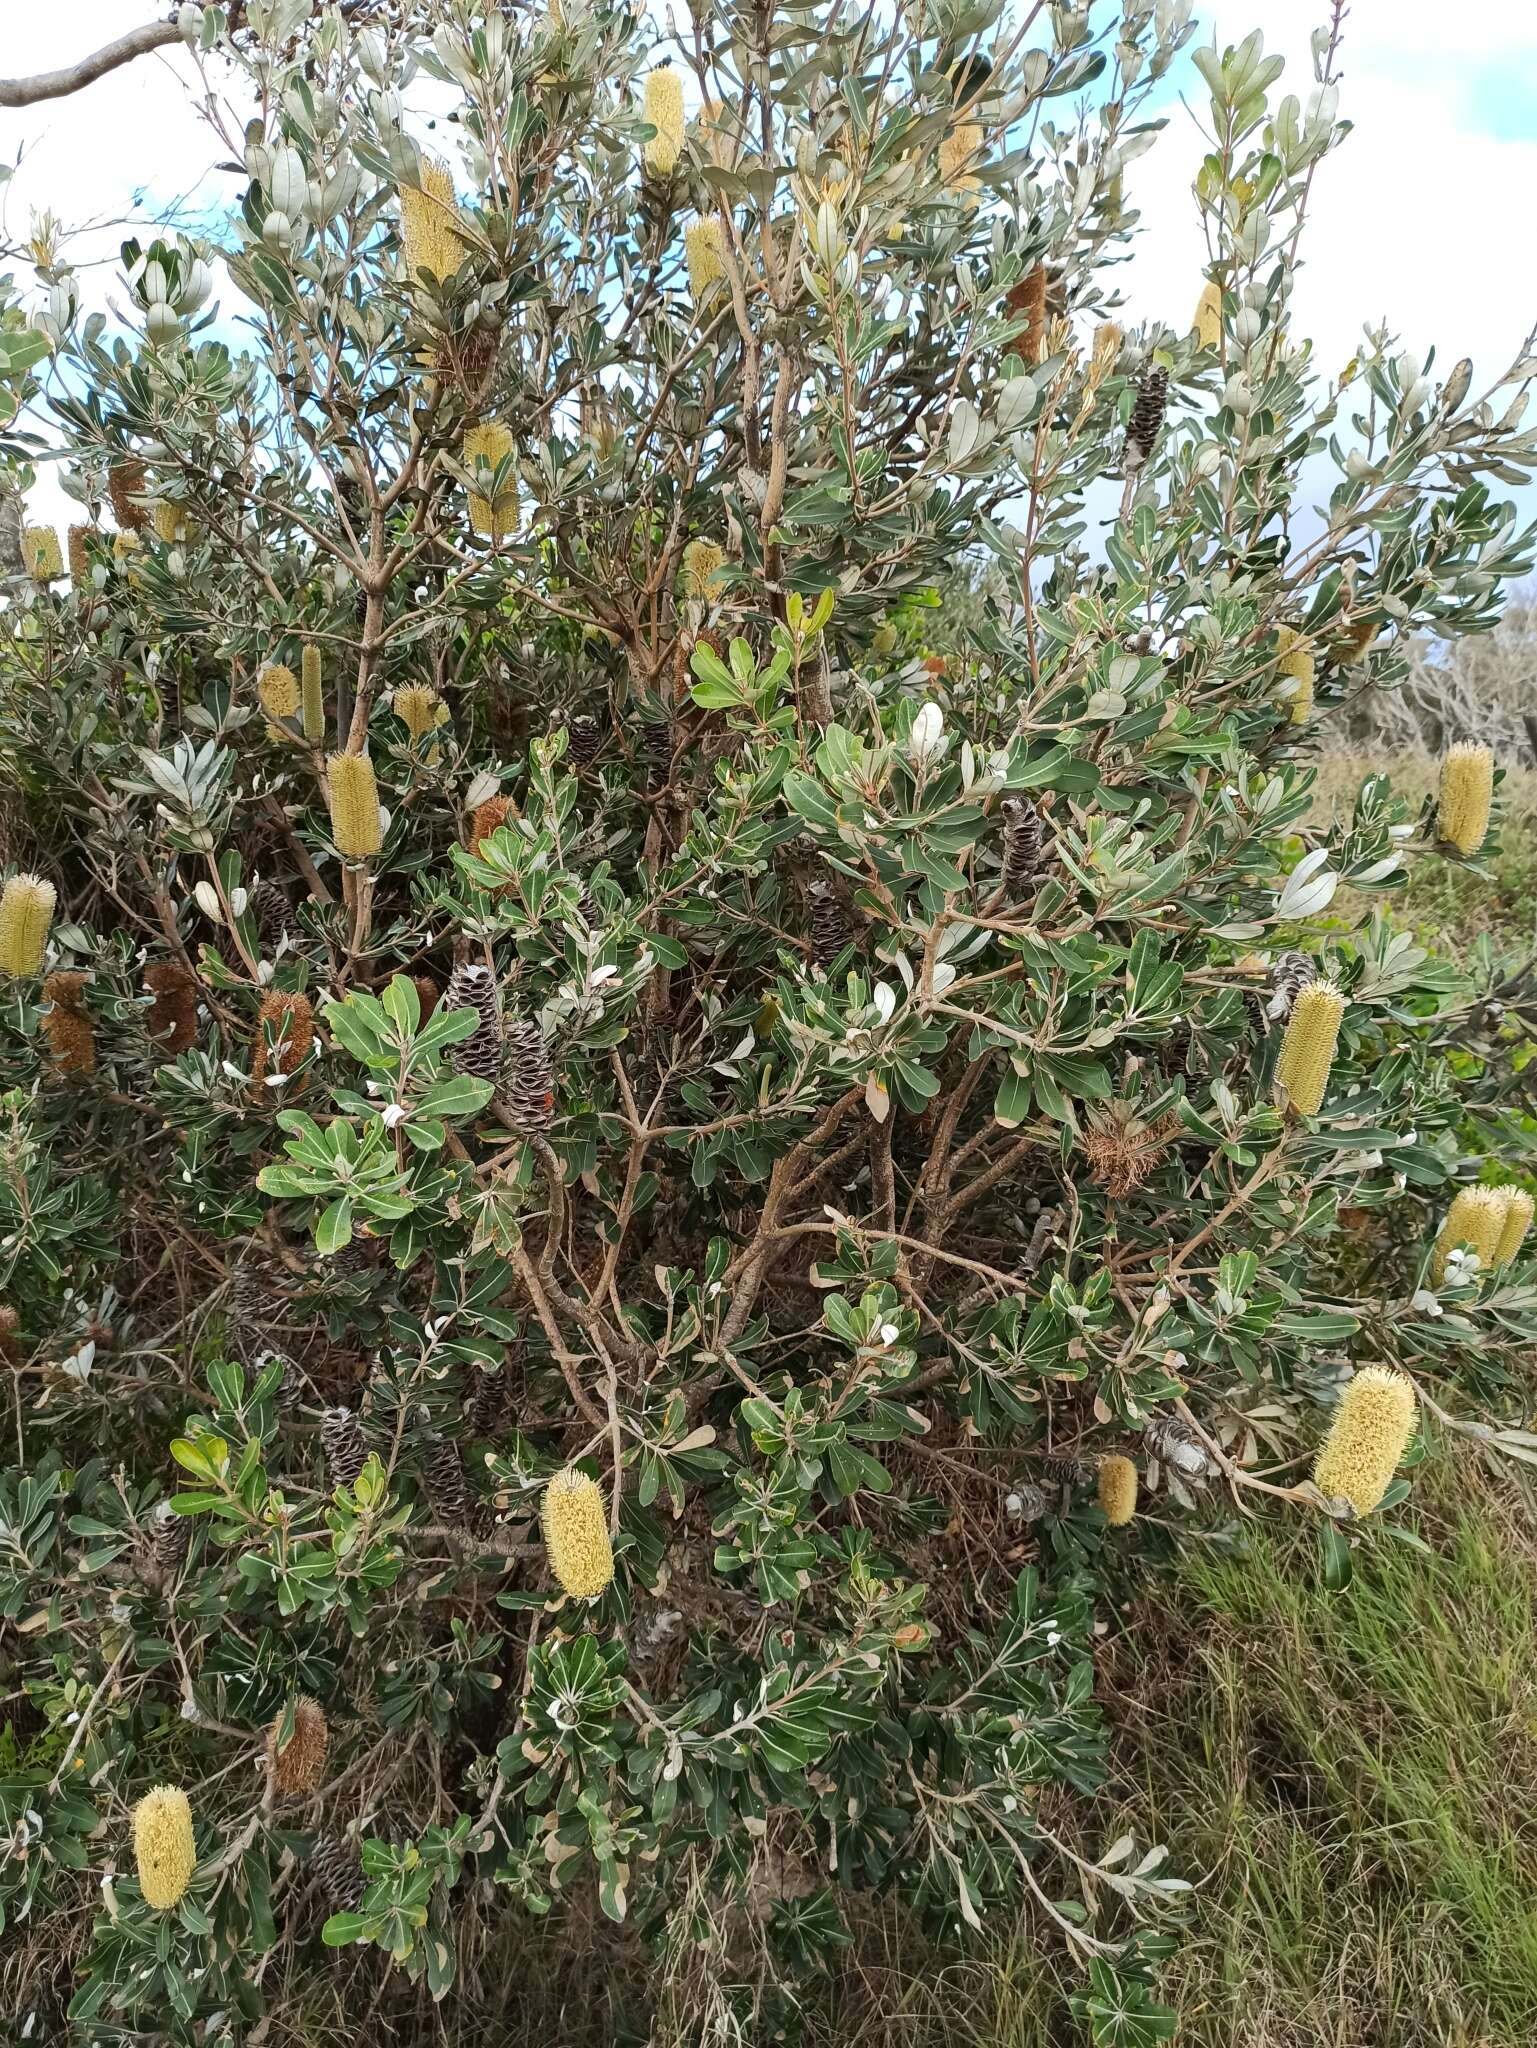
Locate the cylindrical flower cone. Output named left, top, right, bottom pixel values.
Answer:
left=541, top=1466, right=614, bottom=1598
left=133, top=1784, right=196, bottom=1909
left=1273, top=979, right=1345, bottom=1117
left=1431, top=1184, right=1508, bottom=1285
left=267, top=1695, right=330, bottom=1797
left=0, top=875, right=56, bottom=977
left=643, top=67, right=685, bottom=178
left=682, top=538, right=725, bottom=598
left=1436, top=743, right=1494, bottom=858
left=1274, top=627, right=1315, bottom=725
left=399, top=157, right=467, bottom=281
left=1097, top=1454, right=1138, bottom=1527
left=1192, top=279, right=1223, bottom=350
left=21, top=527, right=63, bottom=582
left=1495, top=1187, right=1535, bottom=1265
left=394, top=685, right=441, bottom=742
left=301, top=644, right=325, bottom=742
left=685, top=219, right=726, bottom=305
left=326, top=752, right=383, bottom=859
left=258, top=662, right=300, bottom=722
left=1313, top=1365, right=1417, bottom=1517
left=463, top=421, right=517, bottom=540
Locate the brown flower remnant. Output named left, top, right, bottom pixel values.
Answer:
left=41, top=970, right=95, bottom=1077
left=1081, top=1101, right=1180, bottom=1198
left=1007, top=266, right=1048, bottom=364
left=144, top=962, right=198, bottom=1055
left=267, top=1695, right=330, bottom=1797
left=108, top=458, right=150, bottom=532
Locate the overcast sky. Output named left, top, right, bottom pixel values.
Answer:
left=4, top=2, right=1536, bottom=533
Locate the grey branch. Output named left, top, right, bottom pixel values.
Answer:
left=0, top=22, right=181, bottom=109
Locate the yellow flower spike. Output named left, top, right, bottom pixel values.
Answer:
left=258, top=662, right=301, bottom=722
left=1274, top=626, right=1315, bottom=725
left=684, top=218, right=726, bottom=305
left=394, top=684, right=441, bottom=742
left=1273, top=979, right=1345, bottom=1118
left=1312, top=1365, right=1418, bottom=1518
left=541, top=1466, right=614, bottom=1599
left=1430, top=1184, right=1508, bottom=1286
left=643, top=67, right=685, bottom=178
left=1436, top=742, right=1494, bottom=858
left=301, top=643, right=325, bottom=742
left=681, top=538, right=725, bottom=598
left=151, top=502, right=187, bottom=546
left=1495, top=1188, right=1535, bottom=1266
left=133, top=1784, right=196, bottom=1910
left=1097, top=1454, right=1138, bottom=1528
left=326, top=751, right=383, bottom=860
left=21, top=526, right=63, bottom=582
left=1192, top=279, right=1223, bottom=351
left=938, top=122, right=983, bottom=190
left=67, top=525, right=96, bottom=586
left=0, top=875, right=57, bottom=977
left=399, top=157, right=467, bottom=281
left=463, top=421, right=518, bottom=540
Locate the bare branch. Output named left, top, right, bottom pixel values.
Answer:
left=0, top=21, right=185, bottom=110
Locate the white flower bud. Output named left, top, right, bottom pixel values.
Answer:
left=907, top=701, right=948, bottom=768
left=194, top=881, right=224, bottom=924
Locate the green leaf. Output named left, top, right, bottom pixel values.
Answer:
left=315, top=1197, right=354, bottom=1254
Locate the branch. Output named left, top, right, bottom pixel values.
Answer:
left=0, top=22, right=181, bottom=108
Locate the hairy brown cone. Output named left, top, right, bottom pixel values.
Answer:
left=41, top=970, right=96, bottom=1077
left=1006, top=265, right=1048, bottom=364
left=144, top=962, right=198, bottom=1054
left=267, top=1696, right=330, bottom=1797
left=253, top=991, right=314, bottom=1084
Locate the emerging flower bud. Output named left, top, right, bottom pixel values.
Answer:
left=133, top=1784, right=196, bottom=1909
left=1192, top=279, right=1223, bottom=351
left=1312, top=1365, right=1417, bottom=1517
left=1273, top=979, right=1345, bottom=1117
left=541, top=1466, right=614, bottom=1598
left=463, top=421, right=518, bottom=540
left=907, top=701, right=948, bottom=768
left=1436, top=742, right=1494, bottom=858
left=301, top=643, right=325, bottom=742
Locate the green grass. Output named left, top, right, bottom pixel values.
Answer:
left=791, top=1457, right=1537, bottom=2048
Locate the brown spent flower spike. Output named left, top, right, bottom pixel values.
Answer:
left=41, top=970, right=96, bottom=1077
left=267, top=1696, right=330, bottom=1797
left=144, top=962, right=198, bottom=1054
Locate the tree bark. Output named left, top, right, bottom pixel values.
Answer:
left=0, top=22, right=182, bottom=109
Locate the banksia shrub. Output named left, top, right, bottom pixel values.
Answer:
left=1431, top=1184, right=1508, bottom=1285
left=253, top=991, right=314, bottom=1084
left=399, top=157, right=467, bottom=281
left=144, top=961, right=198, bottom=1053
left=1273, top=979, right=1345, bottom=1117
left=300, top=643, right=324, bottom=741
left=463, top=421, right=518, bottom=540
left=267, top=1696, right=330, bottom=1797
left=1495, top=1188, right=1535, bottom=1265
left=444, top=961, right=501, bottom=1081
left=40, top=971, right=95, bottom=1078
left=1312, top=1365, right=1418, bottom=1517
left=133, top=1785, right=196, bottom=1909
left=1273, top=627, right=1315, bottom=724
left=0, top=875, right=55, bottom=977
left=326, top=752, right=383, bottom=859
left=321, top=1407, right=367, bottom=1491
left=1436, top=742, right=1494, bottom=857
left=1192, top=278, right=1223, bottom=350
left=541, top=1466, right=613, bottom=1598
left=258, top=662, right=300, bottom=722
left=504, top=1017, right=555, bottom=1133
left=684, top=219, right=726, bottom=304
left=1097, top=1455, right=1139, bottom=1527
left=681, top=538, right=725, bottom=597
left=394, top=685, right=441, bottom=742
left=643, top=66, right=685, bottom=177
left=107, top=457, right=150, bottom=531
